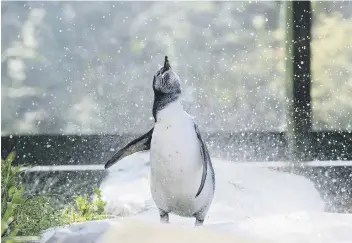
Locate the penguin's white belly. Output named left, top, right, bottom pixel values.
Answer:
left=150, top=113, right=210, bottom=217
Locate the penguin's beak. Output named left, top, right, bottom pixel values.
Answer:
left=161, top=56, right=171, bottom=74
left=155, top=56, right=171, bottom=78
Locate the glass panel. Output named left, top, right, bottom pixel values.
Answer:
left=311, top=1, right=352, bottom=131
left=2, top=1, right=286, bottom=135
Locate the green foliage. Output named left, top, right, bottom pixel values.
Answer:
left=13, top=196, right=61, bottom=237
left=60, top=185, right=109, bottom=224
left=1, top=153, right=110, bottom=242
left=1, top=152, right=28, bottom=242
left=1, top=153, right=59, bottom=242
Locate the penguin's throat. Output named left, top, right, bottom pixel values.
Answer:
left=152, top=93, right=181, bottom=121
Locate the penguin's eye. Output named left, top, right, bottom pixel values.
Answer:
left=156, top=66, right=165, bottom=77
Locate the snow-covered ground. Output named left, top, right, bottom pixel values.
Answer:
left=99, top=152, right=352, bottom=243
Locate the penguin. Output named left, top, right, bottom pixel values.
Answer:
left=105, top=56, right=215, bottom=226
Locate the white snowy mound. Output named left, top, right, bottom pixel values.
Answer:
left=41, top=153, right=352, bottom=243
left=99, top=152, right=325, bottom=220
left=41, top=218, right=269, bottom=243
left=98, top=152, right=352, bottom=243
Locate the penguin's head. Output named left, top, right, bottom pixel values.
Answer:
left=152, top=56, right=181, bottom=95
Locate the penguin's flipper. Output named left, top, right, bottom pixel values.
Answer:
left=193, top=123, right=209, bottom=198
left=104, top=127, right=154, bottom=169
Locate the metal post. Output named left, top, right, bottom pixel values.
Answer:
left=285, top=1, right=312, bottom=161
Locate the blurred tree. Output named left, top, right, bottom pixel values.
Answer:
left=1, top=1, right=351, bottom=135
left=311, top=4, right=352, bottom=130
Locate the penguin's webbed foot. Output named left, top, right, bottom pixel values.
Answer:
left=159, top=209, right=169, bottom=224
left=195, top=218, right=204, bottom=227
